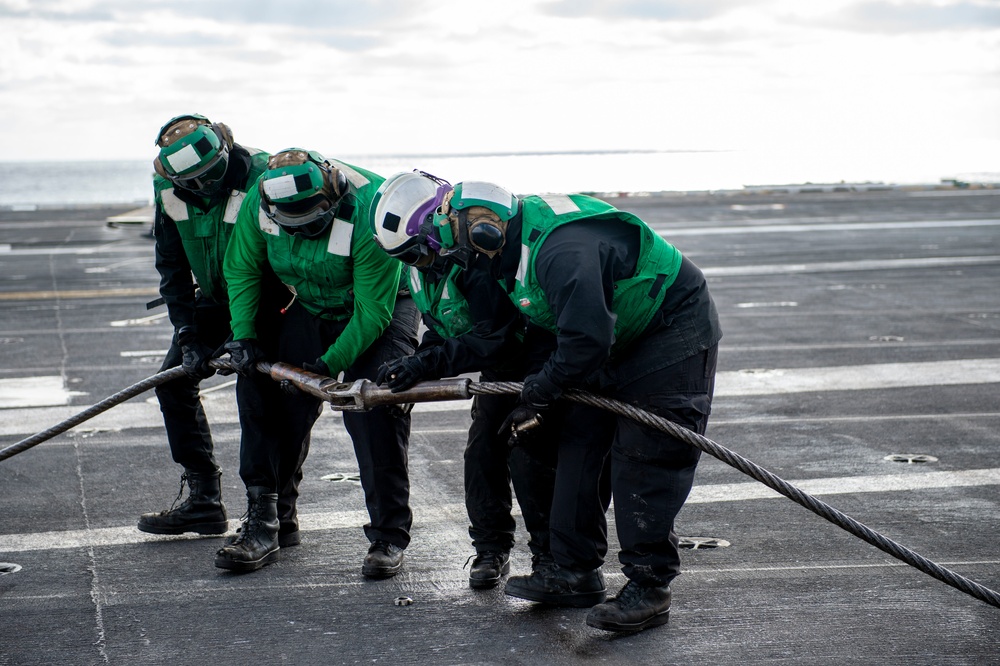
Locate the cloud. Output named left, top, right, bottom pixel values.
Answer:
left=829, top=1, right=1000, bottom=33
left=541, top=0, right=763, bottom=22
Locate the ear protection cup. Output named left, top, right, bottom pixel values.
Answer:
left=327, top=167, right=349, bottom=200
left=462, top=207, right=507, bottom=255
left=212, top=122, right=234, bottom=150
left=469, top=219, right=505, bottom=252
left=153, top=155, right=170, bottom=180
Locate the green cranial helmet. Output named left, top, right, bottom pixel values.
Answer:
left=153, top=114, right=234, bottom=195
left=258, top=148, right=349, bottom=239
left=431, top=181, right=519, bottom=267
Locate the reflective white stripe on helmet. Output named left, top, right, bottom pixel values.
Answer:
left=327, top=218, right=353, bottom=256
left=329, top=160, right=369, bottom=189
left=160, top=188, right=189, bottom=221
left=258, top=209, right=280, bottom=236
left=224, top=191, right=245, bottom=224
left=164, top=144, right=201, bottom=173
left=538, top=194, right=580, bottom=216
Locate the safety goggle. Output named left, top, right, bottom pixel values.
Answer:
left=169, top=150, right=229, bottom=194
left=262, top=201, right=337, bottom=239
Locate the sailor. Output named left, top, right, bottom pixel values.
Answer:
left=368, top=172, right=722, bottom=632
left=139, top=114, right=277, bottom=539
left=217, top=149, right=419, bottom=575
left=369, top=171, right=560, bottom=589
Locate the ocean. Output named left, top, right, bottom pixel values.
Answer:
left=1, top=149, right=996, bottom=208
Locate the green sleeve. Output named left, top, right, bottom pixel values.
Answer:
left=320, top=225, right=400, bottom=375
left=223, top=184, right=269, bottom=341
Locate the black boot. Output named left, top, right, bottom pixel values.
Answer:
left=214, top=486, right=279, bottom=572
left=137, top=470, right=228, bottom=535
left=585, top=580, right=671, bottom=632
left=362, top=540, right=404, bottom=578
left=504, top=563, right=606, bottom=607
left=468, top=550, right=511, bottom=589
left=277, top=494, right=301, bottom=548
left=225, top=494, right=300, bottom=548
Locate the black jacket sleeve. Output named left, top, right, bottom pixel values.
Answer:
left=152, top=205, right=196, bottom=332
left=531, top=218, right=641, bottom=390
left=414, top=254, right=522, bottom=378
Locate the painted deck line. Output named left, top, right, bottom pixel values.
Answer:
left=714, top=358, right=1000, bottom=396
left=659, top=218, right=1000, bottom=236
left=703, top=255, right=1000, bottom=277
left=2, top=358, right=999, bottom=432
left=3, top=468, right=998, bottom=554
left=686, top=467, right=1000, bottom=504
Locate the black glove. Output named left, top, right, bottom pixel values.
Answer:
left=499, top=403, right=546, bottom=449
left=500, top=374, right=562, bottom=448
left=223, top=339, right=266, bottom=377
left=280, top=358, right=331, bottom=396
left=180, top=341, right=216, bottom=379
left=175, top=325, right=215, bottom=379
left=376, top=354, right=430, bottom=393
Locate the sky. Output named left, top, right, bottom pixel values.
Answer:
left=1, top=0, right=998, bottom=184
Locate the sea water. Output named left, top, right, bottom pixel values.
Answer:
left=1, top=149, right=995, bottom=208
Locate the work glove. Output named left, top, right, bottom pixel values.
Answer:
left=376, top=354, right=431, bottom=393
left=280, top=358, right=331, bottom=396
left=176, top=326, right=216, bottom=379
left=499, top=403, right=547, bottom=449
left=222, top=339, right=266, bottom=378
left=500, top=374, right=562, bottom=449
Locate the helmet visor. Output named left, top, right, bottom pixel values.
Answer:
left=171, top=152, right=229, bottom=194
left=374, top=233, right=434, bottom=267
left=262, top=194, right=337, bottom=239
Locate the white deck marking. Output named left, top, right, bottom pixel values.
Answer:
left=2, top=358, right=999, bottom=433
left=3, top=468, right=998, bottom=554
left=686, top=468, right=1000, bottom=504
left=659, top=218, right=1000, bottom=236
left=0, top=376, right=85, bottom=408
left=704, top=255, right=1000, bottom=277
left=715, top=358, right=1000, bottom=396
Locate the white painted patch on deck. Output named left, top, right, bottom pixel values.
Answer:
left=687, top=468, right=1000, bottom=504
left=0, top=376, right=86, bottom=408
left=3, top=469, right=999, bottom=554
left=715, top=358, right=1000, bottom=396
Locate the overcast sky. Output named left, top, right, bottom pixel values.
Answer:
left=1, top=0, right=998, bottom=179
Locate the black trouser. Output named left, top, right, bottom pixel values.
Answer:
left=237, top=296, right=420, bottom=548
left=464, top=390, right=518, bottom=554
left=603, top=342, right=718, bottom=587
left=521, top=401, right=614, bottom=571
left=153, top=297, right=232, bottom=474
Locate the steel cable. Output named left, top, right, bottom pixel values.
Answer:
left=0, top=366, right=188, bottom=462
left=3, top=369, right=998, bottom=609
left=471, top=380, right=1000, bottom=609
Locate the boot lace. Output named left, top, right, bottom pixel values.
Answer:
left=229, top=498, right=267, bottom=546
left=613, top=580, right=645, bottom=608
left=157, top=473, right=189, bottom=516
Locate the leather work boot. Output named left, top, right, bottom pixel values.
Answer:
left=277, top=494, right=301, bottom=547
left=504, top=563, right=606, bottom=607
left=226, top=494, right=299, bottom=548
left=468, top=551, right=511, bottom=589
left=530, top=551, right=556, bottom=575
left=585, top=580, right=672, bottom=632
left=362, top=540, right=404, bottom=578
left=137, top=470, right=227, bottom=535
left=214, top=486, right=279, bottom=572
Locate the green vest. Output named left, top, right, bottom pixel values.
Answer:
left=152, top=147, right=270, bottom=304
left=407, top=264, right=473, bottom=337
left=511, top=193, right=683, bottom=353
left=253, top=159, right=387, bottom=319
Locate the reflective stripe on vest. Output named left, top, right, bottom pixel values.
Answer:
left=161, top=188, right=189, bottom=222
